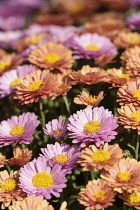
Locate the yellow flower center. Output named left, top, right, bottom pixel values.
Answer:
left=129, top=39, right=140, bottom=44
left=86, top=44, right=100, bottom=51
left=10, top=78, right=21, bottom=87
left=86, top=96, right=98, bottom=103
left=94, top=190, right=106, bottom=201
left=117, top=171, right=131, bottom=182
left=54, top=154, right=69, bottom=163
left=133, top=89, right=140, bottom=100
left=128, top=192, right=140, bottom=203
left=1, top=179, right=17, bottom=191
left=28, top=80, right=44, bottom=91
left=91, top=150, right=111, bottom=162
left=54, top=129, right=62, bottom=134
left=44, top=52, right=60, bottom=64
left=117, top=74, right=130, bottom=81
left=31, top=38, right=40, bottom=45
left=10, top=125, right=24, bottom=136
left=0, top=61, right=11, bottom=70
left=131, top=110, right=140, bottom=122
left=32, top=172, right=53, bottom=188
left=83, top=120, right=100, bottom=133
left=72, top=3, right=84, bottom=13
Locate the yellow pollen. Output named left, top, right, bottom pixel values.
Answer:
left=44, top=52, right=60, bottom=64
left=32, top=172, right=53, bottom=188
left=133, top=89, right=140, bottom=100
left=54, top=154, right=69, bottom=163
left=129, top=39, right=140, bottom=44
left=30, top=38, right=40, bottom=45
left=54, top=129, right=62, bottom=134
left=128, top=192, right=140, bottom=203
left=28, top=80, right=44, bottom=91
left=85, top=96, right=98, bottom=103
left=94, top=190, right=106, bottom=201
left=10, top=125, right=24, bottom=136
left=84, top=120, right=100, bottom=133
left=72, top=3, right=84, bottom=13
left=86, top=44, right=100, bottom=51
left=117, top=74, right=130, bottom=81
left=0, top=61, right=11, bottom=70
left=1, top=179, right=17, bottom=191
left=91, top=150, right=111, bottom=162
left=10, top=78, right=21, bottom=87
left=131, top=110, right=140, bottom=122
left=117, top=171, right=131, bottom=182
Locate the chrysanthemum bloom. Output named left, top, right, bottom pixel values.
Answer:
left=8, top=196, right=54, bottom=210
left=78, top=143, right=123, bottom=171
left=119, top=190, right=140, bottom=209
left=126, top=12, right=140, bottom=30
left=19, top=156, right=67, bottom=199
left=14, top=69, right=58, bottom=105
left=0, top=170, right=26, bottom=209
left=0, top=112, right=40, bottom=147
left=120, top=46, right=140, bottom=65
left=117, top=79, right=140, bottom=107
left=69, top=65, right=108, bottom=85
left=117, top=103, right=140, bottom=134
left=8, top=147, right=32, bottom=167
left=0, top=15, right=25, bottom=31
left=114, top=31, right=140, bottom=49
left=67, top=106, right=118, bottom=148
left=101, top=158, right=140, bottom=193
left=40, top=142, right=81, bottom=174
left=0, top=53, right=23, bottom=76
left=0, top=153, right=7, bottom=168
left=74, top=91, right=104, bottom=108
left=67, top=33, right=117, bottom=60
left=28, top=42, right=74, bottom=72
left=78, top=179, right=116, bottom=210
left=106, top=68, right=131, bottom=88
left=43, top=116, right=68, bottom=139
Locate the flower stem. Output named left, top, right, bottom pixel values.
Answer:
left=63, top=96, right=70, bottom=114
left=135, top=134, right=139, bottom=160
left=39, top=99, right=48, bottom=142
left=5, top=164, right=11, bottom=173
left=90, top=168, right=95, bottom=180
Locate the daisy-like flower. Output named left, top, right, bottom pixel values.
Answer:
left=8, top=147, right=32, bottom=167
left=28, top=42, right=74, bottom=72
left=43, top=116, right=68, bottom=139
left=67, top=106, right=118, bottom=148
left=120, top=46, right=140, bottom=65
left=74, top=91, right=104, bottom=108
left=8, top=196, right=54, bottom=210
left=117, top=103, right=140, bottom=134
left=40, top=142, right=81, bottom=174
left=0, top=112, right=40, bottom=147
left=78, top=143, right=123, bottom=171
left=101, top=158, right=140, bottom=193
left=78, top=179, right=116, bottom=210
left=119, top=190, right=140, bottom=209
left=14, top=69, right=58, bottom=105
left=67, top=33, right=117, bottom=60
left=0, top=170, right=26, bottom=209
left=117, top=79, right=140, bottom=107
left=19, top=156, right=67, bottom=199
left=0, top=153, right=7, bottom=168
left=126, top=12, right=140, bottom=30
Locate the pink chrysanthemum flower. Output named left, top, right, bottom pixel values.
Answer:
left=43, top=116, right=68, bottom=139
left=67, top=33, right=117, bottom=60
left=19, top=156, right=67, bottom=199
left=126, top=12, right=140, bottom=30
left=40, top=142, right=81, bottom=174
left=0, top=112, right=40, bottom=147
left=67, top=107, right=118, bottom=148
left=78, top=179, right=116, bottom=210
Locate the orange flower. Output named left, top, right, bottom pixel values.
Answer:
left=74, top=91, right=104, bottom=108
left=78, top=143, right=123, bottom=171
left=101, top=158, right=140, bottom=193
left=8, top=147, right=32, bottom=167
left=119, top=190, right=140, bottom=209
left=14, top=69, right=58, bottom=105
left=78, top=179, right=116, bottom=210
left=0, top=153, right=7, bottom=168
left=28, top=42, right=74, bottom=73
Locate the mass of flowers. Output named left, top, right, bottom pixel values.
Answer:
left=0, top=0, right=140, bottom=209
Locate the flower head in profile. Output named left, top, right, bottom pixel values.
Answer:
left=0, top=112, right=40, bottom=147
left=101, top=158, right=140, bottom=193
left=78, top=143, right=123, bottom=171
left=43, top=116, right=68, bottom=139
left=0, top=153, right=7, bottom=168
left=67, top=106, right=118, bottom=148
left=19, top=156, right=67, bottom=199
left=40, top=142, right=81, bottom=174
left=78, top=179, right=116, bottom=210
